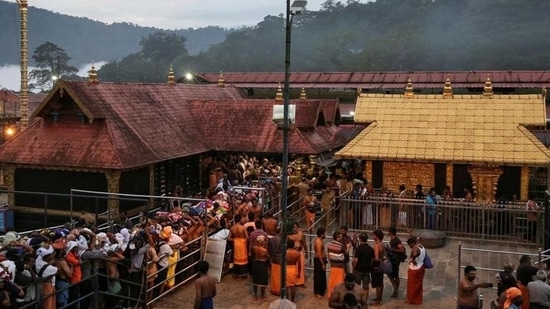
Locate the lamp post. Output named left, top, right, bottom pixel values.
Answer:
left=278, top=0, right=307, bottom=303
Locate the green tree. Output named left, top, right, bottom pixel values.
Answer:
left=29, top=41, right=78, bottom=91
left=140, top=31, right=188, bottom=64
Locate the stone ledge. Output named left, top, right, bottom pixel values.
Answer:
left=410, top=229, right=446, bottom=248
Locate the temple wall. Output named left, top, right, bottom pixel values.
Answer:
left=382, top=162, right=435, bottom=194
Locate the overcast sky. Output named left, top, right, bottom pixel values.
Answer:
left=22, top=0, right=329, bottom=29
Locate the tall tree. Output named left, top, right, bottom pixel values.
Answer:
left=140, top=31, right=188, bottom=64
left=29, top=41, right=78, bottom=92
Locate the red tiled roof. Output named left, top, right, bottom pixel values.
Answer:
left=321, top=100, right=339, bottom=124
left=0, top=81, right=352, bottom=169
left=0, top=81, right=244, bottom=169
left=0, top=117, right=122, bottom=169
left=294, top=100, right=320, bottom=128
left=196, top=71, right=550, bottom=89
left=187, top=99, right=340, bottom=154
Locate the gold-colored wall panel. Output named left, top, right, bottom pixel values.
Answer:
left=382, top=162, right=434, bottom=194
left=520, top=165, right=529, bottom=201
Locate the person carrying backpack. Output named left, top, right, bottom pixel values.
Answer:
left=386, top=227, right=406, bottom=298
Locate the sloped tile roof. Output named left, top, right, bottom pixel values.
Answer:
left=187, top=99, right=338, bottom=154
left=321, top=100, right=339, bottom=124
left=331, top=125, right=366, bottom=147
left=196, top=71, right=550, bottom=89
left=294, top=101, right=320, bottom=128
left=0, top=81, right=244, bottom=169
left=336, top=93, right=550, bottom=165
left=0, top=117, right=122, bottom=169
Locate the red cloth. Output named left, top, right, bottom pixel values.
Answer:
left=407, top=266, right=425, bottom=304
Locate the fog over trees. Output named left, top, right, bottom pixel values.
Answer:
left=3, top=0, right=550, bottom=84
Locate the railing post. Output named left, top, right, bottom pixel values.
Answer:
left=92, top=271, right=99, bottom=309
left=479, top=294, right=484, bottom=309
left=482, top=206, right=486, bottom=241
left=457, top=241, right=462, bottom=309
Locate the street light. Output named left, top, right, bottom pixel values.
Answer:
left=275, top=0, right=306, bottom=305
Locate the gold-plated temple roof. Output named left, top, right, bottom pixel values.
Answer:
left=336, top=93, right=550, bottom=165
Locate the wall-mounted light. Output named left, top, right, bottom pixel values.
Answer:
left=5, top=127, right=15, bottom=137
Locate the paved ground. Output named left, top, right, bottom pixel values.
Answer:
left=154, top=237, right=538, bottom=309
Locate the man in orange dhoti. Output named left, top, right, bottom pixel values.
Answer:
left=303, top=189, right=318, bottom=229
left=286, top=239, right=302, bottom=302
left=229, top=215, right=249, bottom=281
left=268, top=230, right=282, bottom=295
left=287, top=222, right=307, bottom=287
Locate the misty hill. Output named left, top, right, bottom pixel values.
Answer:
left=191, top=0, right=550, bottom=73
left=0, top=0, right=227, bottom=66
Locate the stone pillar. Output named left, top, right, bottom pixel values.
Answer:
left=3, top=165, right=15, bottom=206
left=467, top=165, right=503, bottom=203
left=104, top=170, right=121, bottom=219
left=520, top=165, right=529, bottom=201
left=446, top=163, right=453, bottom=190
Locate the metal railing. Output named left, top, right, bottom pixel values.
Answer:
left=16, top=234, right=204, bottom=309
left=337, top=195, right=545, bottom=246
left=457, top=241, right=550, bottom=309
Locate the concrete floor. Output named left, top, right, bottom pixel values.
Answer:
left=154, top=237, right=538, bottom=309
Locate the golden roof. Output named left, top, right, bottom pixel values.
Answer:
left=336, top=93, right=550, bottom=165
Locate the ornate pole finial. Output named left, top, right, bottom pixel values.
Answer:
left=167, top=65, right=175, bottom=85
left=300, top=87, right=307, bottom=100
left=217, top=71, right=225, bottom=87
left=483, top=74, right=493, bottom=97
left=404, top=75, right=414, bottom=98
left=443, top=75, right=453, bottom=98
left=275, top=82, right=283, bottom=101
left=88, top=61, right=98, bottom=84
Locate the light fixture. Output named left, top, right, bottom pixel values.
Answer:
left=185, top=72, right=194, bottom=81
left=5, top=127, right=15, bottom=137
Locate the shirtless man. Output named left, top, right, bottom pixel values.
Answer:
left=237, top=198, right=251, bottom=222
left=303, top=189, right=318, bottom=229
left=194, top=261, right=217, bottom=309
left=251, top=237, right=269, bottom=301
left=287, top=222, right=308, bottom=287
left=263, top=215, right=278, bottom=236
left=286, top=239, right=302, bottom=302
left=314, top=227, right=328, bottom=298
left=248, top=198, right=263, bottom=220
left=228, top=215, right=249, bottom=280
